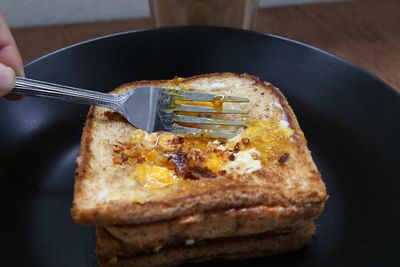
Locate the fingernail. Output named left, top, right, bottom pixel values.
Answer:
left=0, top=64, right=15, bottom=96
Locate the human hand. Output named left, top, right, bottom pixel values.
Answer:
left=0, top=11, right=24, bottom=97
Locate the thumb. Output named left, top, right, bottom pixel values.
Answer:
left=0, top=62, right=15, bottom=96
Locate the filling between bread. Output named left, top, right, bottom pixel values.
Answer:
left=98, top=223, right=316, bottom=263
left=104, top=203, right=321, bottom=254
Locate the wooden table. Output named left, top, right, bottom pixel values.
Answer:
left=11, top=0, right=400, bottom=91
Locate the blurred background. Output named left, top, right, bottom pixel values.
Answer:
left=2, top=0, right=338, bottom=27
left=0, top=0, right=398, bottom=90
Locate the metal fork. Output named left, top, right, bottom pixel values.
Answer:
left=13, top=77, right=249, bottom=138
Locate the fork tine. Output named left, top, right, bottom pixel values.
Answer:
left=173, top=114, right=246, bottom=126
left=167, top=89, right=250, bottom=103
left=171, top=125, right=237, bottom=138
left=174, top=105, right=248, bottom=114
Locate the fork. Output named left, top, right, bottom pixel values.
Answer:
left=13, top=77, right=249, bottom=138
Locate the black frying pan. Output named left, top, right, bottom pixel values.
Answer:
left=0, top=27, right=399, bottom=267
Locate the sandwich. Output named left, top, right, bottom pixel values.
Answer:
left=71, top=73, right=327, bottom=267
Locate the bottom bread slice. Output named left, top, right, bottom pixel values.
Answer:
left=97, top=223, right=315, bottom=267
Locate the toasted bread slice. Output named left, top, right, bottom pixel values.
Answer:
left=103, top=204, right=321, bottom=256
left=96, top=223, right=315, bottom=267
left=72, top=73, right=327, bottom=227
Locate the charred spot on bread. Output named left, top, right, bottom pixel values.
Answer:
left=233, top=143, right=241, bottom=153
left=278, top=153, right=289, bottom=165
left=218, top=170, right=227, bottom=176
left=136, top=157, right=145, bottom=164
left=242, top=138, right=250, bottom=145
left=103, top=111, right=127, bottom=123
left=172, top=136, right=185, bottom=144
left=170, top=150, right=187, bottom=176
left=184, top=166, right=217, bottom=180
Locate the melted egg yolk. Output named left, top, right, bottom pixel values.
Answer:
left=130, top=162, right=178, bottom=188
left=117, top=118, right=296, bottom=188
left=230, top=120, right=294, bottom=163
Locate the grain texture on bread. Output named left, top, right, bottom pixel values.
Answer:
left=72, top=73, right=327, bottom=227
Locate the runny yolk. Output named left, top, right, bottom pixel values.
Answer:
left=211, top=95, right=224, bottom=112
left=229, top=120, right=295, bottom=163
left=175, top=95, right=224, bottom=112
left=131, top=162, right=178, bottom=188
left=116, top=118, right=298, bottom=190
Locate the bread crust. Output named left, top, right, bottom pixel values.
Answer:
left=72, top=73, right=327, bottom=226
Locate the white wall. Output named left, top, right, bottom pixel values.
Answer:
left=0, top=0, right=340, bottom=28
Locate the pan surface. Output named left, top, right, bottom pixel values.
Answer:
left=0, top=27, right=399, bottom=267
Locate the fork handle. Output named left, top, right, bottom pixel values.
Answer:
left=13, top=77, right=126, bottom=114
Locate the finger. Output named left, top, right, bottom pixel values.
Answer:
left=0, top=11, right=24, bottom=77
left=0, top=62, right=15, bottom=96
